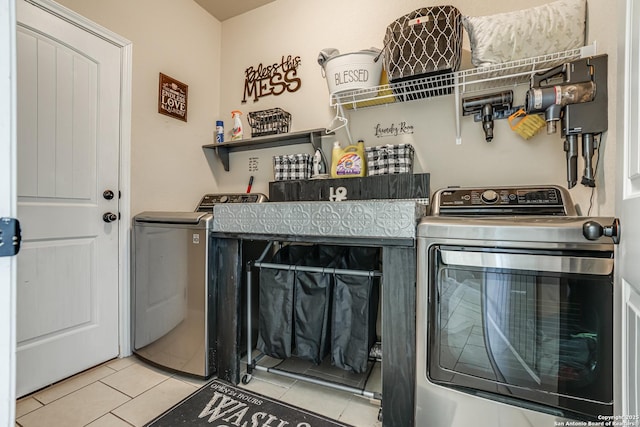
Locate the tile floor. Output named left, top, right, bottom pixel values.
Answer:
left=15, top=355, right=382, bottom=427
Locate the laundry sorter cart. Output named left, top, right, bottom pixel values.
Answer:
left=241, top=241, right=383, bottom=403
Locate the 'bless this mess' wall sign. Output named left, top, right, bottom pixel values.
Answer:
left=242, top=55, right=301, bottom=103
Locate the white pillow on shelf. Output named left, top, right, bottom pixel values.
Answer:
left=462, top=0, right=587, bottom=68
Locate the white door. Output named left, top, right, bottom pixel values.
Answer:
left=15, top=0, right=121, bottom=397
left=617, top=0, right=640, bottom=419
left=1, top=0, right=17, bottom=423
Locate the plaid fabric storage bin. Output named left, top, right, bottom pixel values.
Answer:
left=365, top=144, right=415, bottom=176
left=273, top=153, right=313, bottom=181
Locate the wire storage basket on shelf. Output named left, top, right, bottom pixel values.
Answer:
left=248, top=108, right=291, bottom=137
left=329, top=44, right=597, bottom=108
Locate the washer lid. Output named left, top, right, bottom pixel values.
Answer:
left=134, top=211, right=210, bottom=224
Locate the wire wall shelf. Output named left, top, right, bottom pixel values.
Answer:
left=329, top=44, right=597, bottom=109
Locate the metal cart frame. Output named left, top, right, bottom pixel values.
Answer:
left=241, top=241, right=383, bottom=405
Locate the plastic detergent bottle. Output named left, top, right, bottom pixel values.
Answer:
left=331, top=140, right=366, bottom=178
left=231, top=110, right=243, bottom=140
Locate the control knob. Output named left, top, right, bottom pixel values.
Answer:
left=481, top=190, right=499, bottom=204
left=219, top=195, right=229, bottom=203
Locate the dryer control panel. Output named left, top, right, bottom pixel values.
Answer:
left=431, top=186, right=577, bottom=216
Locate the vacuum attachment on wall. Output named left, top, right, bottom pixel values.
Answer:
left=462, top=90, right=515, bottom=142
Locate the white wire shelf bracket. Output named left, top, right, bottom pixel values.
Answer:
left=329, top=44, right=597, bottom=109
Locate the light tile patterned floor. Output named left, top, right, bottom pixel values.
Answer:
left=15, top=356, right=382, bottom=427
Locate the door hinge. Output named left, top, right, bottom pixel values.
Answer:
left=0, top=217, right=22, bottom=257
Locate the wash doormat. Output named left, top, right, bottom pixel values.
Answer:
left=146, top=380, right=353, bottom=427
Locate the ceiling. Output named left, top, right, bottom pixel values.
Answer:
left=193, top=0, right=276, bottom=21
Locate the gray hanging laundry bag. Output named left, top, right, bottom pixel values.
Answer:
left=293, top=245, right=345, bottom=364
left=256, top=245, right=309, bottom=359
left=331, top=247, right=381, bottom=373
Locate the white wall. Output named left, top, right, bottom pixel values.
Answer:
left=53, top=0, right=223, bottom=215
left=51, top=0, right=618, bottom=216
left=218, top=0, right=618, bottom=216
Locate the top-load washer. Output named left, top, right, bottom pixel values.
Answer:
left=416, top=186, right=620, bottom=426
left=132, top=193, right=266, bottom=378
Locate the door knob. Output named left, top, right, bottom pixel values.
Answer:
left=103, top=190, right=115, bottom=200
left=103, top=212, right=118, bottom=223
left=582, top=218, right=620, bottom=244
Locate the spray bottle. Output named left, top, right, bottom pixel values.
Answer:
left=231, top=110, right=243, bottom=140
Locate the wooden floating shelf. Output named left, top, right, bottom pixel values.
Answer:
left=203, top=128, right=331, bottom=171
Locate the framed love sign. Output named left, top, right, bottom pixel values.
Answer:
left=158, top=73, right=188, bottom=122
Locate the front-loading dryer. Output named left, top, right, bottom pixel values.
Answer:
left=415, top=186, right=619, bottom=426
